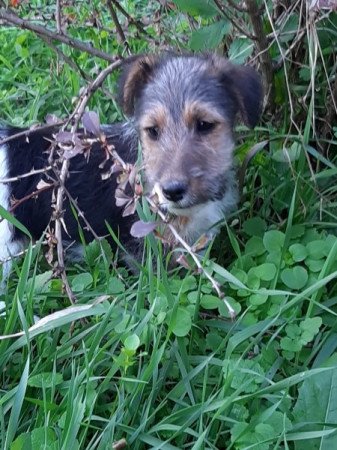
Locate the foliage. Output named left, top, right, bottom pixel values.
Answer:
left=0, top=0, right=337, bottom=449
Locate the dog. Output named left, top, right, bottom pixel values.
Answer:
left=0, top=53, right=262, bottom=277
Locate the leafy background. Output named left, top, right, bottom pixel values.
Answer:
left=0, top=0, right=337, bottom=449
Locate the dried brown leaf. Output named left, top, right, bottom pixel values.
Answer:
left=130, top=220, right=158, bottom=238
left=176, top=253, right=193, bottom=270
left=122, top=201, right=137, bottom=217
left=36, top=179, right=53, bottom=190
left=55, top=131, right=74, bottom=143
left=82, top=111, right=101, bottom=136
left=192, top=233, right=212, bottom=252
left=45, top=114, right=61, bottom=124
left=63, top=143, right=85, bottom=159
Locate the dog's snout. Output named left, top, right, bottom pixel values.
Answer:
left=162, top=181, right=188, bottom=202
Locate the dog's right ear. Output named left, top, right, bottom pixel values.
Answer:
left=118, top=55, right=158, bottom=116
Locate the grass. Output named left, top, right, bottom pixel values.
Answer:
left=1, top=1, right=337, bottom=449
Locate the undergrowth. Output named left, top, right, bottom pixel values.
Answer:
left=1, top=1, right=337, bottom=449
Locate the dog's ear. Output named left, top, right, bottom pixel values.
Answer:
left=213, top=57, right=263, bottom=128
left=118, top=55, right=158, bottom=116
left=230, top=64, right=263, bottom=128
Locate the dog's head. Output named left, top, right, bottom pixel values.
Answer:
left=119, top=53, right=263, bottom=215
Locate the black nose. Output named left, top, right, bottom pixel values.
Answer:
left=162, top=181, right=187, bottom=202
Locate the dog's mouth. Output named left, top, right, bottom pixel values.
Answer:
left=152, top=183, right=209, bottom=217
left=158, top=200, right=202, bottom=217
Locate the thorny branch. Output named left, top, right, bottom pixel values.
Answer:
left=50, top=59, right=122, bottom=303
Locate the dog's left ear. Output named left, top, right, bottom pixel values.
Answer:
left=214, top=57, right=263, bottom=128
left=118, top=54, right=159, bottom=116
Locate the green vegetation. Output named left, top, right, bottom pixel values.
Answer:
left=1, top=0, right=337, bottom=448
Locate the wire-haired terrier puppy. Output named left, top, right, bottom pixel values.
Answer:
left=0, top=53, right=262, bottom=277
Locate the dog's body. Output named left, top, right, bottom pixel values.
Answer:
left=0, top=53, right=262, bottom=275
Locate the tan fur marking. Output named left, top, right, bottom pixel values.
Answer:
left=139, top=104, right=168, bottom=129
left=183, top=101, right=229, bottom=129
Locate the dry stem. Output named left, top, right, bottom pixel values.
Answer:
left=145, top=196, right=236, bottom=319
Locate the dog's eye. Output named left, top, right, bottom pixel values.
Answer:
left=196, top=120, right=216, bottom=134
left=145, top=126, right=160, bottom=140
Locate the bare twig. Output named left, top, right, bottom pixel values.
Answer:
left=10, top=183, right=56, bottom=213
left=106, top=0, right=131, bottom=54
left=0, top=122, right=65, bottom=146
left=109, top=0, right=151, bottom=37
left=63, top=187, right=100, bottom=240
left=213, top=0, right=256, bottom=40
left=145, top=196, right=236, bottom=319
left=55, top=0, right=62, bottom=34
left=39, top=34, right=88, bottom=79
left=0, top=166, right=53, bottom=184
left=225, top=0, right=248, bottom=12
left=0, top=7, right=119, bottom=62
left=51, top=59, right=122, bottom=303
left=245, top=0, right=275, bottom=107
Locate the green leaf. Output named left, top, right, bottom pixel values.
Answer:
left=249, top=293, right=269, bottom=306
left=279, top=14, right=299, bottom=43
left=171, top=307, right=192, bottom=337
left=71, top=272, right=93, bottom=292
left=107, top=276, right=125, bottom=294
left=228, top=38, right=254, bottom=64
left=300, top=317, right=322, bottom=345
left=305, top=258, right=325, bottom=272
left=242, top=217, right=267, bottom=237
left=218, top=297, right=241, bottom=318
left=245, top=236, right=266, bottom=257
left=281, top=266, right=308, bottom=290
left=263, top=230, right=285, bottom=253
left=172, top=0, right=217, bottom=17
left=200, top=294, right=221, bottom=310
left=306, top=240, right=326, bottom=260
left=180, top=275, right=197, bottom=293
left=10, top=433, right=32, bottom=450
left=280, top=336, right=302, bottom=352
left=223, top=359, right=264, bottom=394
left=124, top=334, right=140, bottom=352
left=272, top=142, right=301, bottom=162
left=253, top=263, right=277, bottom=281
left=28, top=372, right=63, bottom=388
left=189, top=20, right=231, bottom=51
left=31, top=427, right=58, bottom=450
left=293, top=366, right=337, bottom=450
left=289, top=243, right=308, bottom=262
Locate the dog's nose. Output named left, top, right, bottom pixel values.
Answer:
left=161, top=181, right=187, bottom=202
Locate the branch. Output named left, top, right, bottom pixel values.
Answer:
left=51, top=59, right=123, bottom=303
left=145, top=196, right=236, bottom=319
left=10, top=183, right=56, bottom=213
left=0, top=122, right=65, bottom=146
left=109, top=0, right=152, bottom=37
left=245, top=0, right=275, bottom=107
left=214, top=0, right=256, bottom=40
left=0, top=165, right=53, bottom=184
left=55, top=0, right=62, bottom=33
left=106, top=0, right=131, bottom=54
left=0, top=7, right=118, bottom=62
